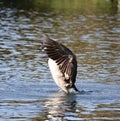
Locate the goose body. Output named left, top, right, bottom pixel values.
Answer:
left=42, top=34, right=79, bottom=93
left=48, top=58, right=67, bottom=92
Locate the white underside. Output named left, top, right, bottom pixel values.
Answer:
left=48, top=58, right=68, bottom=92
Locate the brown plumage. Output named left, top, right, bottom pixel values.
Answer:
left=42, top=34, right=79, bottom=93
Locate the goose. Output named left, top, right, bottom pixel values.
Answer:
left=41, top=34, right=79, bottom=93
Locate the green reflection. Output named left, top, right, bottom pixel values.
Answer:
left=1, top=0, right=119, bottom=15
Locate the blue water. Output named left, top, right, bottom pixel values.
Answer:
left=0, top=0, right=120, bottom=120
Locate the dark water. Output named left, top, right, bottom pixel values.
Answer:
left=0, top=0, right=120, bottom=120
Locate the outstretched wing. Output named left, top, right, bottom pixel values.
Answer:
left=42, top=34, right=77, bottom=85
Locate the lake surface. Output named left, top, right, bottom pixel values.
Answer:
left=0, top=0, right=120, bottom=120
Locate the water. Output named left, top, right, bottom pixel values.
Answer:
left=0, top=0, right=120, bottom=120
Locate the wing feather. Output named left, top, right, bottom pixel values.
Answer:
left=42, top=34, right=77, bottom=85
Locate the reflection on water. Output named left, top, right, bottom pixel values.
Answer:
left=31, top=85, right=120, bottom=121
left=43, top=93, right=77, bottom=121
left=0, top=0, right=120, bottom=120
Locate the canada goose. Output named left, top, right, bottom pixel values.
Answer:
left=41, top=34, right=79, bottom=93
